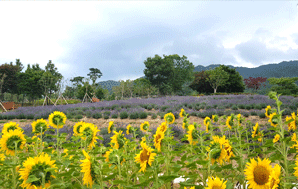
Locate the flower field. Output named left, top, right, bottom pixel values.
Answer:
left=0, top=91, right=298, bottom=188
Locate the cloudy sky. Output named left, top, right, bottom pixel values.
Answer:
left=1, top=1, right=298, bottom=86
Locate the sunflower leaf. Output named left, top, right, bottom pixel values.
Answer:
left=26, top=175, right=40, bottom=183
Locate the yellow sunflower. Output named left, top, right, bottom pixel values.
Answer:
left=244, top=157, right=272, bottom=189
left=154, top=129, right=165, bottom=152
left=48, top=111, right=67, bottom=129
left=290, top=112, right=297, bottom=130
left=32, top=119, right=49, bottom=134
left=292, top=133, right=297, bottom=142
left=134, top=141, right=156, bottom=172
left=79, top=123, right=100, bottom=150
left=2, top=122, right=21, bottom=135
left=226, top=116, right=233, bottom=129
left=273, top=134, right=280, bottom=143
left=267, top=164, right=281, bottom=189
left=265, top=105, right=272, bottom=118
left=164, top=112, right=175, bottom=125
left=157, top=122, right=167, bottom=133
left=204, top=117, right=211, bottom=133
left=286, top=115, right=295, bottom=131
left=108, top=121, right=114, bottom=134
left=0, top=153, right=5, bottom=165
left=110, top=130, right=126, bottom=149
left=126, top=124, right=132, bottom=135
left=182, top=122, right=186, bottom=130
left=140, top=121, right=150, bottom=132
left=80, top=150, right=94, bottom=188
left=212, top=115, right=218, bottom=122
left=209, top=135, right=232, bottom=165
left=294, top=157, right=298, bottom=179
left=237, top=114, right=242, bottom=125
left=205, top=176, right=227, bottom=189
left=252, top=123, right=259, bottom=138
left=104, top=148, right=113, bottom=162
left=179, top=108, right=186, bottom=117
left=73, top=121, right=86, bottom=136
left=268, top=112, right=278, bottom=127
left=19, top=153, right=57, bottom=189
left=186, top=125, right=196, bottom=145
left=0, top=129, right=26, bottom=156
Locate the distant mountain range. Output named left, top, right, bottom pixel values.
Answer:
left=98, top=60, right=298, bottom=92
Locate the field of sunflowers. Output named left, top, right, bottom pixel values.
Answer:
left=0, top=91, right=298, bottom=189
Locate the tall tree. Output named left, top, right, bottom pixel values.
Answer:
left=216, top=65, right=246, bottom=93
left=189, top=71, right=214, bottom=94
left=143, top=54, right=194, bottom=95
left=205, top=67, right=229, bottom=94
left=87, top=68, right=102, bottom=86
left=267, top=77, right=298, bottom=96
left=243, top=77, right=267, bottom=93
left=70, top=76, right=84, bottom=87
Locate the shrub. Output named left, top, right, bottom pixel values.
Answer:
left=250, top=111, right=258, bottom=116
left=86, top=111, right=92, bottom=118
left=282, top=109, right=292, bottom=116
left=120, top=111, right=129, bottom=119
left=212, top=104, right=218, bottom=109
left=75, top=115, right=83, bottom=119
left=104, top=111, right=111, bottom=116
left=111, top=104, right=119, bottom=110
left=139, top=112, right=148, bottom=119
left=92, top=112, right=102, bottom=119
left=258, top=112, right=266, bottom=118
left=254, top=104, right=263, bottom=110
left=231, top=105, right=238, bottom=110
left=166, top=109, right=173, bottom=113
left=129, top=112, right=139, bottom=119
left=238, top=104, right=245, bottom=109
left=245, top=104, right=252, bottom=110
left=147, top=105, right=152, bottom=110
left=151, top=113, right=157, bottom=119
left=116, top=107, right=121, bottom=111
left=111, top=114, right=118, bottom=118
left=205, top=105, right=212, bottom=110
left=243, top=112, right=249, bottom=117
left=26, top=114, right=34, bottom=119
left=104, top=115, right=109, bottom=119
left=161, top=105, right=170, bottom=112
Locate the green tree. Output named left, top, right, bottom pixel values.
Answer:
left=267, top=77, right=298, bottom=96
left=70, top=76, right=84, bottom=87
left=216, top=65, right=246, bottom=93
left=189, top=71, right=214, bottom=94
left=62, top=86, right=76, bottom=99
left=133, top=78, right=159, bottom=97
left=76, top=82, right=94, bottom=100
left=144, top=54, right=194, bottom=95
left=87, top=68, right=102, bottom=86
left=205, top=67, right=229, bottom=94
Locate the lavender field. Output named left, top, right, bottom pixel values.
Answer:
left=2, top=94, right=298, bottom=121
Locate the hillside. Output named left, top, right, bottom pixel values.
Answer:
left=98, top=60, right=298, bottom=92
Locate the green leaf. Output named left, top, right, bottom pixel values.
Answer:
left=26, top=175, right=40, bottom=183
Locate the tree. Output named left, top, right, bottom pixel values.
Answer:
left=216, top=65, right=246, bottom=93
left=87, top=68, right=102, bottom=86
left=189, top=71, right=214, bottom=94
left=133, top=78, right=159, bottom=97
left=267, top=77, right=298, bottom=96
left=70, top=76, right=84, bottom=87
left=76, top=82, right=94, bottom=100
left=243, top=77, right=267, bottom=93
left=205, top=67, right=229, bottom=94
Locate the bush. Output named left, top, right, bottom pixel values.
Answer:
left=147, top=105, right=152, bottom=110
left=258, top=112, right=266, bottom=118
left=120, top=111, right=128, bottom=119
left=238, top=104, right=245, bottom=109
left=129, top=112, right=139, bottom=119
left=205, top=105, right=212, bottom=110
left=139, top=112, right=148, bottom=119
left=151, top=113, right=157, bottom=119
left=75, top=115, right=83, bottom=119
left=104, top=111, right=111, bottom=116
left=92, top=112, right=102, bottom=119
left=245, top=104, right=253, bottom=110
left=243, top=112, right=249, bottom=117
left=86, top=111, right=92, bottom=118
left=254, top=104, right=263, bottom=110
left=111, top=114, right=118, bottom=118
left=250, top=111, right=258, bottom=116
left=104, top=115, right=109, bottom=119
left=161, top=105, right=170, bottom=112
left=111, top=104, right=119, bottom=110
left=26, top=114, right=34, bottom=119
left=231, top=105, right=238, bottom=110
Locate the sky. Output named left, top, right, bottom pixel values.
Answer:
left=1, top=1, right=298, bottom=87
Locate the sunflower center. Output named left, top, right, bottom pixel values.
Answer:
left=76, top=125, right=82, bottom=134
left=253, top=165, right=270, bottom=185
left=52, top=115, right=63, bottom=126
left=36, top=123, right=46, bottom=133
left=140, top=149, right=149, bottom=162
left=6, top=136, right=22, bottom=150
left=83, top=127, right=93, bottom=144
left=212, top=185, right=221, bottom=189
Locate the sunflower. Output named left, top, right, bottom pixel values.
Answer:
left=209, top=135, right=232, bottom=165
left=154, top=129, right=165, bottom=152
left=19, top=153, right=57, bottom=189
left=108, top=121, right=114, bottom=134
left=212, top=115, right=218, bottom=122
left=273, top=134, right=280, bottom=143
left=267, top=164, right=281, bottom=189
left=237, top=114, right=242, bottom=125
left=226, top=116, right=233, bottom=129
left=182, top=122, right=186, bottom=130
left=0, top=153, right=5, bottom=165
left=2, top=122, right=21, bottom=135
left=48, top=111, right=67, bottom=129
left=0, top=129, right=26, bottom=156
left=104, top=148, right=114, bottom=162
left=292, top=133, right=297, bottom=142
left=257, top=132, right=263, bottom=142
left=265, top=105, right=272, bottom=118
left=204, top=117, right=211, bottom=133
left=79, top=123, right=100, bottom=150
left=157, top=122, right=167, bottom=133
left=126, top=124, right=132, bottom=135
left=268, top=112, right=278, bottom=127
left=252, top=123, right=259, bottom=138
left=32, top=119, right=49, bottom=135
left=73, top=121, right=86, bottom=136
left=294, top=157, right=298, bottom=179
left=286, top=115, right=295, bottom=131
left=205, top=176, right=227, bottom=189
left=140, top=121, right=150, bottom=132
left=290, top=112, right=297, bottom=130
left=164, top=112, right=175, bottom=125
left=134, top=141, right=156, bottom=172
left=80, top=150, right=95, bottom=188
left=179, top=108, right=186, bottom=118
left=110, top=130, right=126, bottom=149
left=186, top=125, right=196, bottom=145
left=244, top=157, right=272, bottom=189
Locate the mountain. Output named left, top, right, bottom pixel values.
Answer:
left=98, top=60, right=298, bottom=92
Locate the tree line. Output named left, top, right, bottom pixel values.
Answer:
left=1, top=56, right=297, bottom=105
